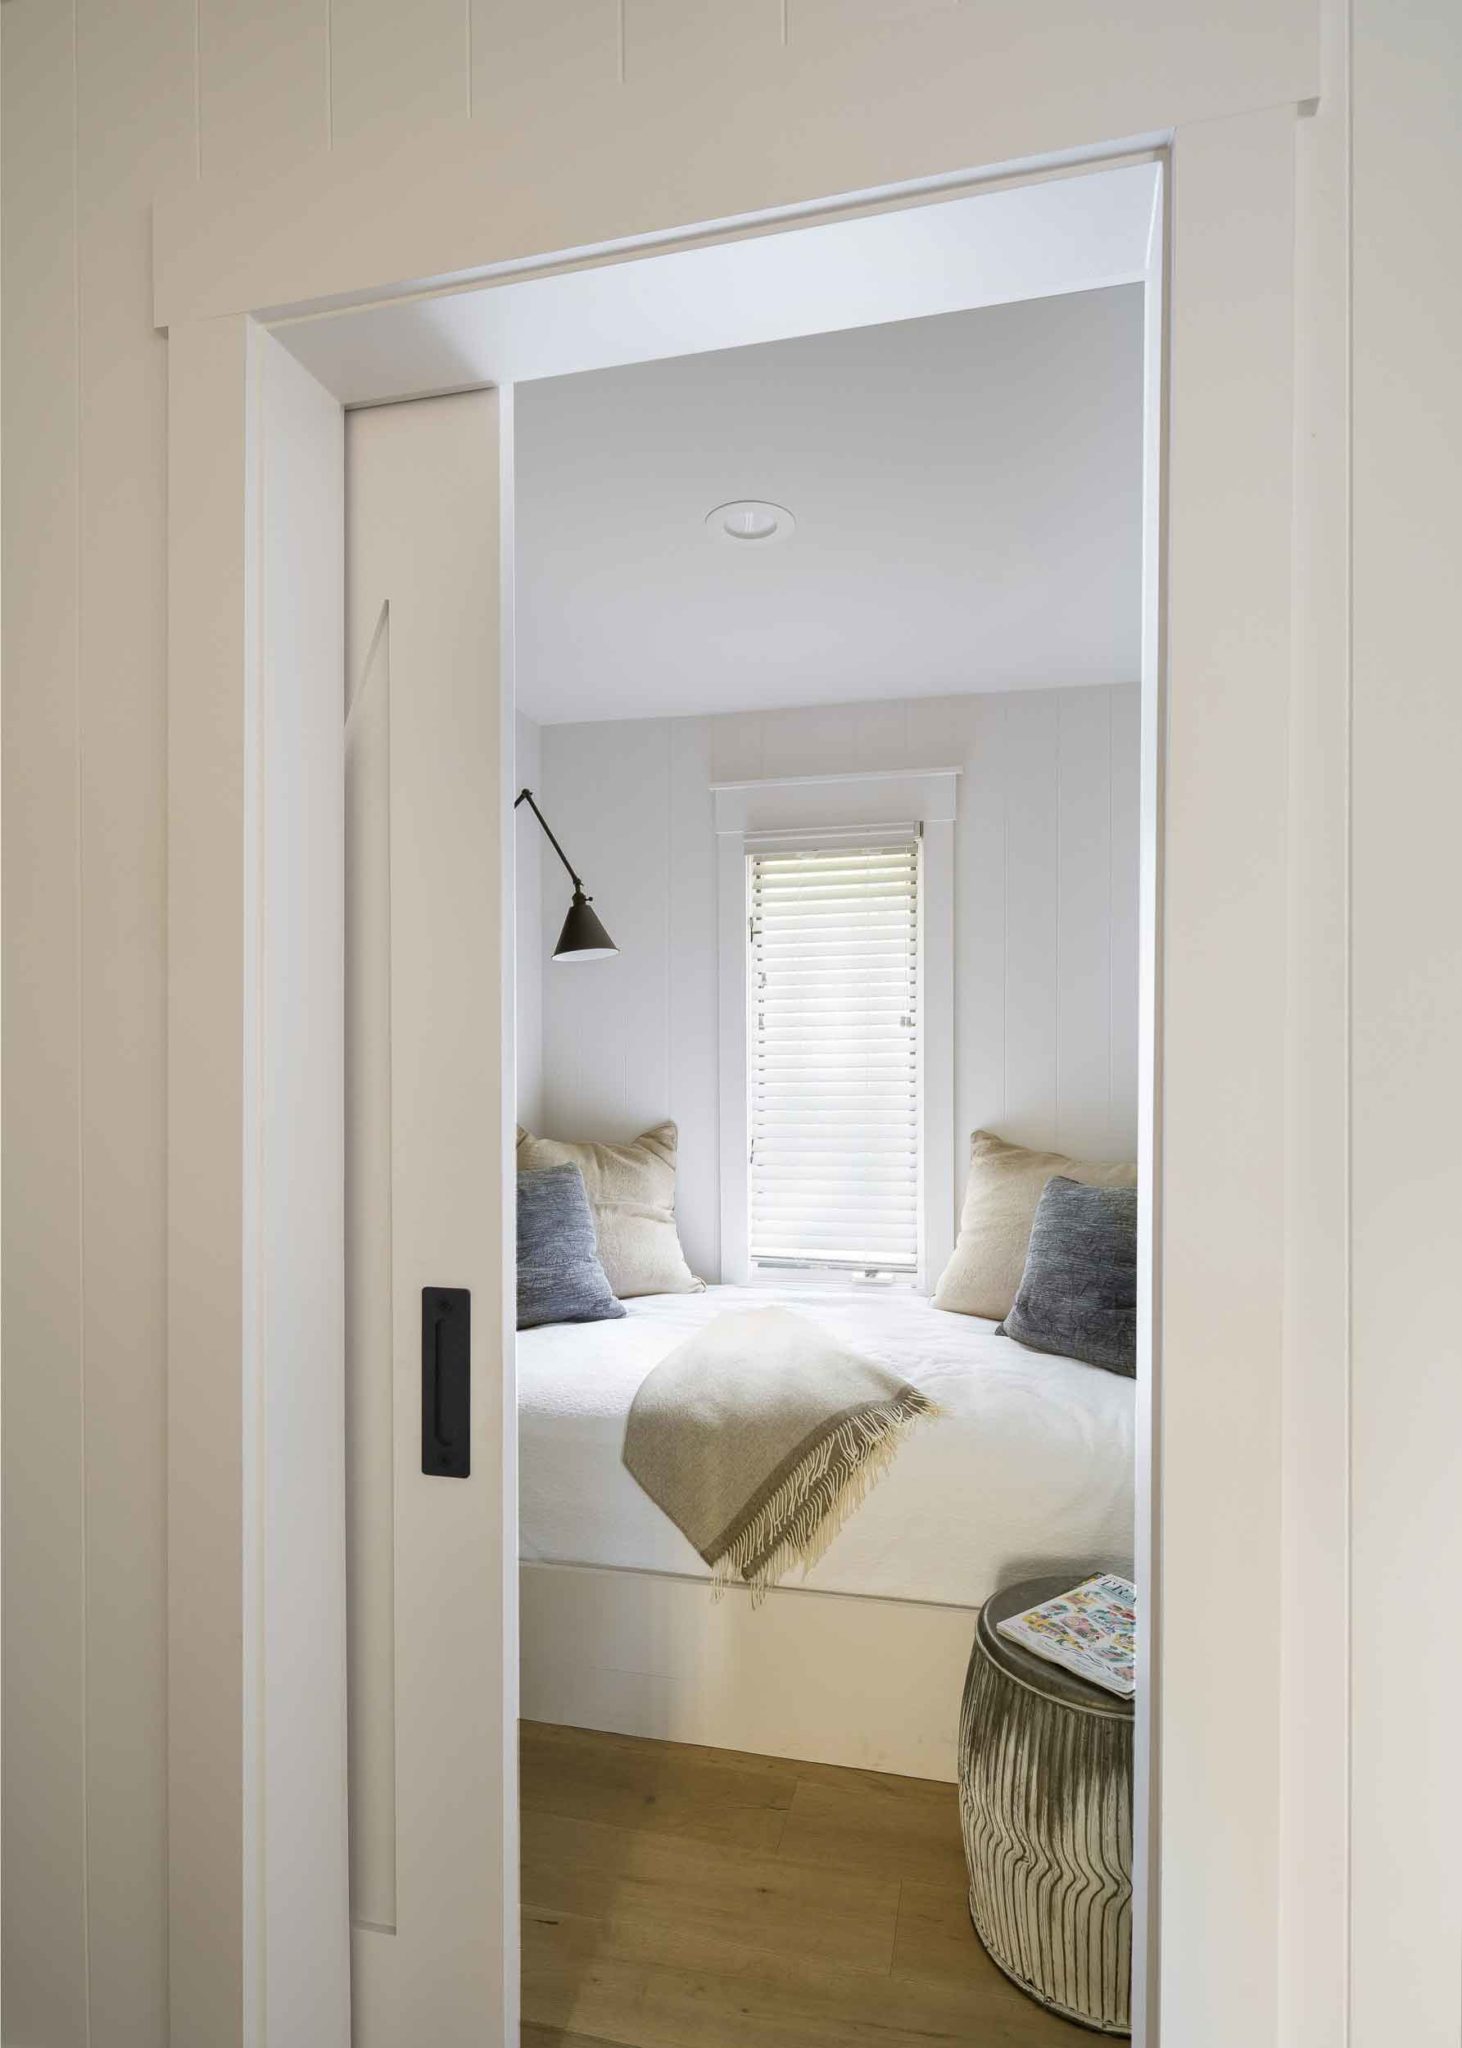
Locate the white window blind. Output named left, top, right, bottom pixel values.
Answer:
left=748, top=835, right=921, bottom=1274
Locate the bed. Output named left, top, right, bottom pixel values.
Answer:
left=517, top=1279, right=1135, bottom=1779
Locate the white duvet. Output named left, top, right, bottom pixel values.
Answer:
left=516, top=1281, right=1134, bottom=1609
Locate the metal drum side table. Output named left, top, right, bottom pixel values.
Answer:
left=958, top=1574, right=1134, bottom=2035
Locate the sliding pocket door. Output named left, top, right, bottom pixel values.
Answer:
left=345, top=389, right=516, bottom=2046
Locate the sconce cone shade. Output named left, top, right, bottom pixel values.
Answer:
left=554, top=888, right=618, bottom=961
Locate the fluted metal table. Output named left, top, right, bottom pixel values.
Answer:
left=958, top=1574, right=1134, bottom=2035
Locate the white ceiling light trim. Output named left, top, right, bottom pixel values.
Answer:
left=706, top=499, right=796, bottom=544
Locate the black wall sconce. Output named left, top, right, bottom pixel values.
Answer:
left=514, top=788, right=619, bottom=961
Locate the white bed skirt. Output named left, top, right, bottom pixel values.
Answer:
left=519, top=1559, right=980, bottom=1783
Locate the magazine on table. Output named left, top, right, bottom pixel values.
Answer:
left=996, top=1573, right=1136, bottom=1698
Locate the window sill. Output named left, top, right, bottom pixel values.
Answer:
left=742, top=1265, right=927, bottom=1295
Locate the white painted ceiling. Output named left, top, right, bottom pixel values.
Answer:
left=514, top=284, right=1144, bottom=725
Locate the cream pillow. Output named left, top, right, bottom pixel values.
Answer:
left=933, top=1130, right=1137, bottom=1321
left=515, top=1120, right=703, bottom=1299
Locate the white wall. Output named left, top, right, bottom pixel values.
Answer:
left=514, top=711, right=544, bottom=1128
left=2, top=5, right=189, bottom=2039
left=1348, top=0, right=1462, bottom=2033
left=528, top=686, right=1139, bottom=1283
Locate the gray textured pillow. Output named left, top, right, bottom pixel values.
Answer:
left=515, top=1121, right=703, bottom=1298
left=998, top=1176, right=1138, bottom=1376
left=517, top=1166, right=626, bottom=1330
left=933, top=1130, right=1137, bottom=1322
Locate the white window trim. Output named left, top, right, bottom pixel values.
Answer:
left=714, top=767, right=958, bottom=1289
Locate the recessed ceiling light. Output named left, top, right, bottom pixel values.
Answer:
left=705, top=499, right=796, bottom=545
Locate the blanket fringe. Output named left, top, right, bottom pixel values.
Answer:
left=710, top=1387, right=935, bottom=1608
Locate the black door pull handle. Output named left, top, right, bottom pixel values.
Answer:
left=421, top=1287, right=470, bottom=1478
left=431, top=1312, right=450, bottom=1450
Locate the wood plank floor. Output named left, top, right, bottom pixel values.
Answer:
left=520, top=1721, right=1097, bottom=2047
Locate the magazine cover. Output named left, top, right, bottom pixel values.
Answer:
left=995, top=1573, right=1136, bottom=1698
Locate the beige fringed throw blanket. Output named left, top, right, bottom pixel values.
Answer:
left=622, top=1307, right=935, bottom=1602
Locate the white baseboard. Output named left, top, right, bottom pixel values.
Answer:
left=519, top=1559, right=980, bottom=1783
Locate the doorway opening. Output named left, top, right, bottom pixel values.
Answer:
left=511, top=288, right=1147, bottom=2045
left=329, top=154, right=1162, bottom=2045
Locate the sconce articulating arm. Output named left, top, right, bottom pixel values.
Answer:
left=515, top=787, right=584, bottom=893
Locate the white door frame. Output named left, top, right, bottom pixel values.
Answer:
left=165, top=114, right=1303, bottom=2048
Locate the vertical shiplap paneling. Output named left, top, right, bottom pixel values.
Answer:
left=790, top=0, right=959, bottom=50
left=1108, top=681, right=1141, bottom=1154
left=198, top=0, right=329, bottom=185
left=538, top=722, right=591, bottom=1131
left=74, top=1, right=196, bottom=2039
left=707, top=710, right=765, bottom=784
left=1054, top=688, right=1115, bottom=1158
left=999, top=692, right=1062, bottom=1147
left=620, top=720, right=675, bottom=1139
left=329, top=0, right=466, bottom=148
left=514, top=713, right=545, bottom=1128
left=955, top=692, right=1008, bottom=1180
left=904, top=689, right=970, bottom=772
left=667, top=718, right=721, bottom=1282
left=471, top=0, right=620, bottom=124
left=624, top=0, right=785, bottom=86
left=166, top=310, right=252, bottom=2048
left=0, top=5, right=88, bottom=2043
left=539, top=718, right=674, bottom=1143
left=841, top=697, right=914, bottom=770
left=912, top=691, right=990, bottom=1233
left=745, top=703, right=856, bottom=780
left=1349, top=0, right=1462, bottom=2029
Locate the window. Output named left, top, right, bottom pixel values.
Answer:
left=747, top=833, right=921, bottom=1275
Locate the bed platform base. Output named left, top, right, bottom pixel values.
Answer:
left=519, top=1559, right=979, bottom=1782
